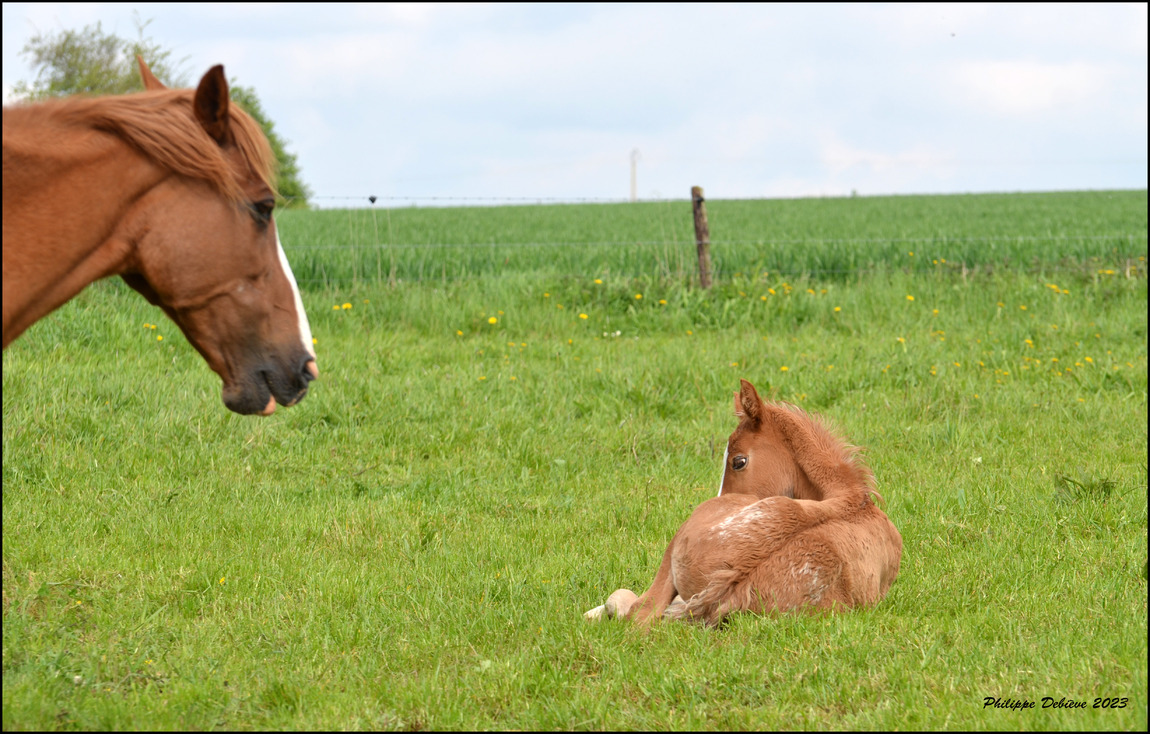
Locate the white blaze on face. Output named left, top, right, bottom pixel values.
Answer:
left=274, top=224, right=315, bottom=361
left=717, top=444, right=729, bottom=497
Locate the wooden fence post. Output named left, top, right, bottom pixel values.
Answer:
left=691, top=186, right=712, bottom=288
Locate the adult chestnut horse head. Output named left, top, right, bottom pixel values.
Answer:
left=2, top=58, right=316, bottom=415
left=586, top=380, right=902, bottom=626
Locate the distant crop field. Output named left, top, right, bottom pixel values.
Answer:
left=3, top=190, right=1146, bottom=730
left=277, top=189, right=1147, bottom=285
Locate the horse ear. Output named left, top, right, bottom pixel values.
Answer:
left=137, top=55, right=167, bottom=91
left=738, top=379, right=763, bottom=423
left=193, top=65, right=233, bottom=146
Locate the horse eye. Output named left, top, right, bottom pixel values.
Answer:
left=732, top=455, right=748, bottom=471
left=251, top=199, right=275, bottom=223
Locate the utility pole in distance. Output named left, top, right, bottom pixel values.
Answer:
left=630, top=148, right=640, bottom=202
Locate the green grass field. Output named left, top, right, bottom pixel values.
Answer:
left=3, top=190, right=1147, bottom=730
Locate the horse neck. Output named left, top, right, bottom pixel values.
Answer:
left=765, top=405, right=869, bottom=506
left=790, top=463, right=825, bottom=501
left=2, top=111, right=164, bottom=342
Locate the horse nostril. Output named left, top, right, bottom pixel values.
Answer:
left=300, top=356, right=318, bottom=383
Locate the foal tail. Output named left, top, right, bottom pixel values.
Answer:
left=663, top=568, right=748, bottom=627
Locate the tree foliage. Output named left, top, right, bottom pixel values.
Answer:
left=228, top=85, right=313, bottom=207
left=11, top=16, right=312, bottom=207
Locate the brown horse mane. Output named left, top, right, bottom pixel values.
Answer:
left=762, top=401, right=880, bottom=506
left=22, top=88, right=276, bottom=204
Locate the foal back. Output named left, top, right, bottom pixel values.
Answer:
left=664, top=493, right=902, bottom=625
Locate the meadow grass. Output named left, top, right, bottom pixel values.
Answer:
left=2, top=191, right=1147, bottom=730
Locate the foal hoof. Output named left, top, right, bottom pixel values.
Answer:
left=583, top=604, right=607, bottom=621
left=584, top=589, right=639, bottom=621
left=605, top=589, right=639, bottom=618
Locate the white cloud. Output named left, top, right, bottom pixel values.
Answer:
left=950, top=60, right=1118, bottom=118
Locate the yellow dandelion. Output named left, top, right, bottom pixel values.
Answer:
left=997, top=301, right=1005, bottom=308
left=659, top=299, right=667, bottom=305
left=219, top=577, right=225, bottom=585
left=1085, top=356, right=1093, bottom=363
left=906, top=295, right=915, bottom=301
left=312, top=338, right=318, bottom=345
left=594, top=279, right=603, bottom=284
left=768, top=288, right=776, bottom=295
left=1019, top=305, right=1027, bottom=310
left=557, top=304, right=564, bottom=309
left=579, top=313, right=588, bottom=320
left=761, top=296, right=768, bottom=301
left=908, top=251, right=914, bottom=257
left=897, top=337, right=906, bottom=343
left=834, top=306, right=841, bottom=312
left=479, top=376, right=487, bottom=381
left=157, top=335, right=163, bottom=341
left=457, top=330, right=463, bottom=336
left=510, top=376, right=517, bottom=381
left=544, top=293, right=550, bottom=298
left=332, top=304, right=340, bottom=310
left=932, top=309, right=939, bottom=315
left=730, top=362, right=738, bottom=367
left=686, top=330, right=693, bottom=335
left=342, top=303, right=352, bottom=310
left=488, top=317, right=497, bottom=324
left=807, top=288, right=815, bottom=295
left=780, top=366, right=789, bottom=372
left=634, top=294, right=642, bottom=299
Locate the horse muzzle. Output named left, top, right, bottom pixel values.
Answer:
left=222, top=354, right=317, bottom=416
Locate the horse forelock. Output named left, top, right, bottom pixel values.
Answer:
left=53, top=89, right=276, bottom=204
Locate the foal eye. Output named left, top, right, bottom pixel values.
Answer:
left=732, top=455, right=748, bottom=471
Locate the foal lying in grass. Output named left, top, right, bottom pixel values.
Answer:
left=586, top=379, right=902, bottom=626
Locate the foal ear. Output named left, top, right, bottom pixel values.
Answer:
left=137, top=55, right=167, bottom=91
left=737, top=379, right=763, bottom=423
left=193, top=64, right=233, bottom=146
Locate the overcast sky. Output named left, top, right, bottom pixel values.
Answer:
left=3, top=3, right=1147, bottom=206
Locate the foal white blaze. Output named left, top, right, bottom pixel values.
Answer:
left=716, top=444, right=729, bottom=497
left=274, top=224, right=316, bottom=372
